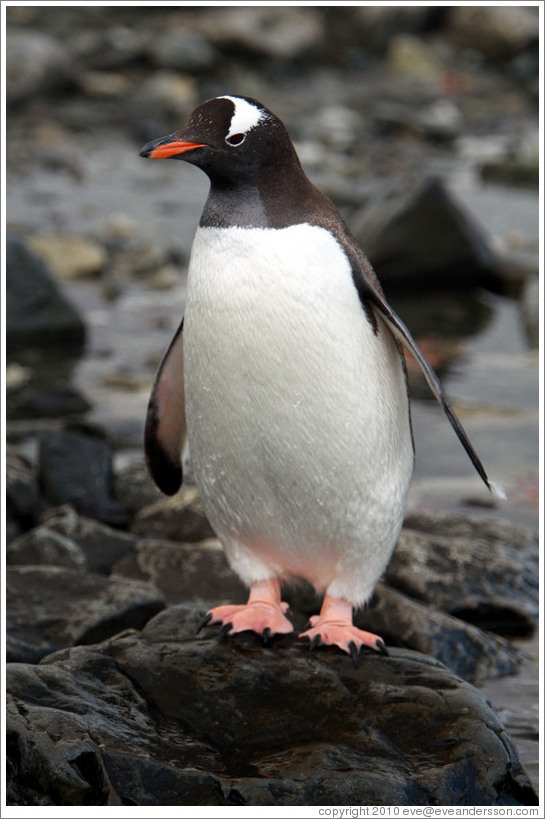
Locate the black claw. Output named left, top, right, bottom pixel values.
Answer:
left=309, top=634, right=322, bottom=651
left=196, top=612, right=212, bottom=635
left=218, top=622, right=233, bottom=642
left=348, top=640, right=361, bottom=667
left=375, top=638, right=390, bottom=657
left=262, top=627, right=272, bottom=645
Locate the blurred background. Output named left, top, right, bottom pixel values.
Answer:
left=4, top=3, right=540, bottom=785
left=6, top=3, right=539, bottom=528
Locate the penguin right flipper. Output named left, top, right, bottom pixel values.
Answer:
left=145, top=318, right=186, bottom=495
left=340, top=235, right=499, bottom=497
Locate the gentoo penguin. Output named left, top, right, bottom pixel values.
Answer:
left=140, top=95, right=501, bottom=659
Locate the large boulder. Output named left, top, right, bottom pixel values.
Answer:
left=352, top=177, right=497, bottom=290
left=6, top=605, right=537, bottom=806
left=38, top=429, right=128, bottom=527
left=7, top=506, right=136, bottom=574
left=6, top=565, right=165, bottom=663
left=6, top=237, right=86, bottom=351
left=387, top=512, right=539, bottom=636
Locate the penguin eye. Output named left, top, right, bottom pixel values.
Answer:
left=225, top=133, right=246, bottom=147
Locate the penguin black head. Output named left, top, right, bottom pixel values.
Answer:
left=140, top=95, right=300, bottom=185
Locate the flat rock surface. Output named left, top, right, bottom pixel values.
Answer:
left=6, top=604, right=537, bottom=807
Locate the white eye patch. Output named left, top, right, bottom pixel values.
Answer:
left=218, top=95, right=268, bottom=139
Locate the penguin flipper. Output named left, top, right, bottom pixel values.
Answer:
left=145, top=318, right=186, bottom=495
left=366, top=290, right=497, bottom=495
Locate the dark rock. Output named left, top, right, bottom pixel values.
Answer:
left=6, top=606, right=537, bottom=806
left=38, top=430, right=128, bottom=527
left=6, top=445, right=44, bottom=536
left=113, top=456, right=164, bottom=518
left=479, top=156, right=539, bottom=189
left=6, top=565, right=165, bottom=663
left=352, top=177, right=498, bottom=290
left=6, top=237, right=86, bottom=351
left=7, top=385, right=91, bottom=420
left=8, top=506, right=136, bottom=574
left=112, top=535, right=518, bottom=684
left=360, top=585, right=521, bottom=684
left=130, top=486, right=215, bottom=542
left=112, top=538, right=247, bottom=607
left=7, top=526, right=87, bottom=570
left=6, top=28, right=75, bottom=106
left=43, top=506, right=136, bottom=573
left=386, top=512, right=538, bottom=636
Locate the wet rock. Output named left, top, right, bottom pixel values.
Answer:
left=6, top=445, right=44, bottom=539
left=6, top=28, right=75, bottom=106
left=113, top=456, right=164, bottom=517
left=7, top=385, right=91, bottom=420
left=6, top=237, right=86, bottom=351
left=8, top=506, right=136, bottom=574
left=7, top=526, right=87, bottom=571
left=6, top=605, right=537, bottom=806
left=28, top=233, right=107, bottom=280
left=130, top=486, right=215, bottom=542
left=386, top=512, right=538, bottom=636
left=194, top=7, right=324, bottom=60
left=6, top=566, right=165, bottom=663
left=352, top=176, right=497, bottom=290
left=360, top=585, right=521, bottom=684
left=479, top=155, right=539, bottom=189
left=147, top=26, right=217, bottom=72
left=38, top=429, right=128, bottom=527
left=113, top=537, right=519, bottom=684
left=446, top=6, right=539, bottom=60
left=112, top=538, right=247, bottom=608
left=103, top=235, right=176, bottom=295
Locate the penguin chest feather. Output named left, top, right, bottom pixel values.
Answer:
left=183, top=223, right=413, bottom=601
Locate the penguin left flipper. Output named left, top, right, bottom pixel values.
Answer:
left=145, top=318, right=186, bottom=495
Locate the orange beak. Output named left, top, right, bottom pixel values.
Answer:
left=140, top=137, right=207, bottom=159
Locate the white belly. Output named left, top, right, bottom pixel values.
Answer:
left=183, top=224, right=413, bottom=606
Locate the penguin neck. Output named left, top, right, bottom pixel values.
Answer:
left=200, top=163, right=318, bottom=230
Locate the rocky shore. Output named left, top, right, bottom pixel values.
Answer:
left=5, top=5, right=539, bottom=808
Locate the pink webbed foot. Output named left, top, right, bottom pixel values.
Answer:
left=198, top=578, right=293, bottom=644
left=299, top=594, right=389, bottom=664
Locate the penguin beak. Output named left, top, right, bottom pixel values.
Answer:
left=140, top=134, right=207, bottom=159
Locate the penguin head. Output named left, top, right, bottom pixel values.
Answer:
left=140, top=95, right=300, bottom=184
